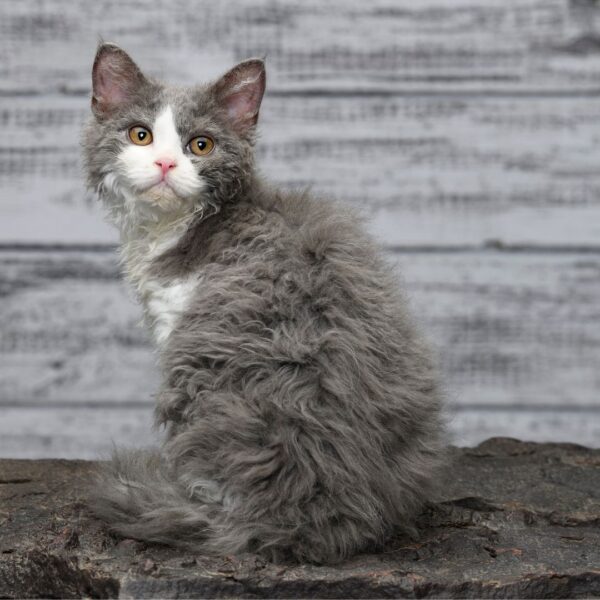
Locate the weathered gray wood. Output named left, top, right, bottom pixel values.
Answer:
left=2, top=0, right=600, bottom=95
left=0, top=406, right=156, bottom=459
left=0, top=251, right=157, bottom=404
left=2, top=250, right=599, bottom=409
left=3, top=94, right=600, bottom=246
left=2, top=405, right=598, bottom=459
left=2, top=0, right=600, bottom=458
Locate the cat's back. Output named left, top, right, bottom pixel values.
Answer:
left=159, top=188, right=444, bottom=563
left=166, top=184, right=436, bottom=412
left=246, top=186, right=414, bottom=335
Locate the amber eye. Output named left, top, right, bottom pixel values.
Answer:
left=128, top=125, right=153, bottom=146
left=188, top=135, right=214, bottom=156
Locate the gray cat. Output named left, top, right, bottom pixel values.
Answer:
left=84, top=43, right=446, bottom=564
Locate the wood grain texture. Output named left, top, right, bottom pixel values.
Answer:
left=2, top=250, right=599, bottom=409
left=2, top=0, right=599, bottom=455
left=2, top=0, right=600, bottom=95
left=0, top=251, right=157, bottom=404
left=2, top=405, right=598, bottom=459
left=2, top=94, right=600, bottom=246
left=0, top=406, right=157, bottom=459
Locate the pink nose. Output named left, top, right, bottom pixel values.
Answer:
left=155, top=158, right=177, bottom=177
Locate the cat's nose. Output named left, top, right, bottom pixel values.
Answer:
left=155, top=158, right=177, bottom=177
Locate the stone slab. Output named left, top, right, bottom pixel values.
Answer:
left=1, top=438, right=599, bottom=598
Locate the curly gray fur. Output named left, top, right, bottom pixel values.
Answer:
left=84, top=43, right=447, bottom=564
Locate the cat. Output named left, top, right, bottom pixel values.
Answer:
left=83, top=43, right=446, bottom=564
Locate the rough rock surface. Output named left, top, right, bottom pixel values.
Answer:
left=0, top=438, right=599, bottom=599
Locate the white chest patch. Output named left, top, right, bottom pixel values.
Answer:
left=145, top=276, right=199, bottom=347
left=121, top=220, right=201, bottom=350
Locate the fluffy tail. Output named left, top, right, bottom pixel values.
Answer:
left=89, top=448, right=214, bottom=550
left=89, top=433, right=444, bottom=563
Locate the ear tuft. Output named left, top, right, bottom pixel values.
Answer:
left=213, top=59, right=266, bottom=136
left=92, top=43, right=147, bottom=118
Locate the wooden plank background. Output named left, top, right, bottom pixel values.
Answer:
left=1, top=0, right=599, bottom=456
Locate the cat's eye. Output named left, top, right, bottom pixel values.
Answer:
left=128, top=125, right=153, bottom=146
left=188, top=135, right=214, bottom=156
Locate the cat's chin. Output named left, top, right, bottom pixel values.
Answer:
left=137, top=182, right=191, bottom=212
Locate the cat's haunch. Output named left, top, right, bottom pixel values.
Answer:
left=84, top=42, right=447, bottom=564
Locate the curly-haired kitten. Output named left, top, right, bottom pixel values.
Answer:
left=83, top=43, right=446, bottom=564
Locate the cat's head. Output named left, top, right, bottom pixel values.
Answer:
left=84, top=43, right=265, bottom=230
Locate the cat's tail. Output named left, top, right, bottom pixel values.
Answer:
left=89, top=448, right=214, bottom=549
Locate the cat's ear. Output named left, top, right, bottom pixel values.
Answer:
left=92, top=43, right=148, bottom=119
left=213, top=59, right=266, bottom=136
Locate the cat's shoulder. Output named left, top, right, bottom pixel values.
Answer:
left=252, top=185, right=375, bottom=255
left=253, top=184, right=363, bottom=232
